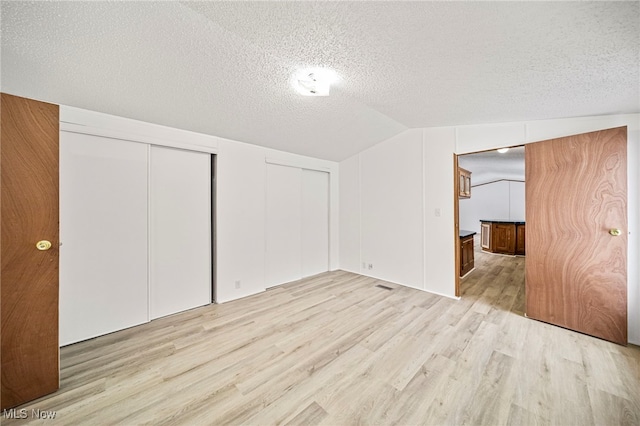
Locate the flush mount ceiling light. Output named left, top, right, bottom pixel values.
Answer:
left=292, top=68, right=338, bottom=97
left=497, top=148, right=510, bottom=154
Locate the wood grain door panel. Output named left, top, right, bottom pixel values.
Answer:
left=1, top=93, right=60, bottom=408
left=525, top=127, right=627, bottom=344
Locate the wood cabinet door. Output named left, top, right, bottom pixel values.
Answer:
left=460, top=236, right=474, bottom=276
left=526, top=127, right=627, bottom=344
left=1, top=94, right=59, bottom=409
left=492, top=223, right=515, bottom=254
left=458, top=168, right=471, bottom=198
left=481, top=223, right=491, bottom=249
left=516, top=225, right=526, bottom=255
left=464, top=174, right=471, bottom=197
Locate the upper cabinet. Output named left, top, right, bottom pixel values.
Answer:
left=458, top=167, right=471, bottom=198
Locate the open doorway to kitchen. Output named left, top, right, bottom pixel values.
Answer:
left=454, top=146, right=525, bottom=302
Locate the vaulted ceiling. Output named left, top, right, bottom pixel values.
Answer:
left=458, top=147, right=525, bottom=186
left=2, top=1, right=638, bottom=161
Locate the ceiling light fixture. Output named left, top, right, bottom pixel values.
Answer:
left=292, top=68, right=338, bottom=97
left=497, top=148, right=510, bottom=154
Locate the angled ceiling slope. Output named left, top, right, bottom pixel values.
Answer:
left=459, top=147, right=525, bottom=186
left=1, top=1, right=638, bottom=161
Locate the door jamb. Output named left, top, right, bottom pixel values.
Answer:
left=454, top=154, right=461, bottom=297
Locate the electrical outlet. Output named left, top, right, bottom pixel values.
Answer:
left=235, top=280, right=241, bottom=289
left=435, top=208, right=441, bottom=217
left=368, top=263, right=373, bottom=270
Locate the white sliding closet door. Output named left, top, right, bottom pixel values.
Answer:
left=266, top=164, right=302, bottom=288
left=301, top=170, right=329, bottom=277
left=60, top=132, right=148, bottom=346
left=150, top=146, right=211, bottom=319
left=266, top=165, right=330, bottom=287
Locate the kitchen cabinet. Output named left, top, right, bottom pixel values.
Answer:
left=458, top=167, right=471, bottom=198
left=481, top=222, right=491, bottom=250
left=493, top=223, right=516, bottom=254
left=460, top=230, right=476, bottom=277
left=480, top=220, right=525, bottom=256
left=516, top=224, right=526, bottom=255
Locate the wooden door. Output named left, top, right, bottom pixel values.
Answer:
left=1, top=94, right=59, bottom=408
left=525, top=127, right=627, bottom=344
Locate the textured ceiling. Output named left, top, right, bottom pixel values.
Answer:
left=2, top=1, right=638, bottom=161
left=458, top=147, right=525, bottom=186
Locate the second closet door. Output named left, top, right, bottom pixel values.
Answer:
left=150, top=146, right=211, bottom=319
left=301, top=169, right=329, bottom=277
left=266, top=164, right=302, bottom=288
left=266, top=165, right=330, bottom=288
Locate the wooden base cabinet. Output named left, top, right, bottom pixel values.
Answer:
left=493, top=223, right=516, bottom=254
left=516, top=224, right=526, bottom=255
left=480, top=220, right=525, bottom=256
left=460, top=232, right=476, bottom=277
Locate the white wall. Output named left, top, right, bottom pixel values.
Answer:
left=509, top=181, right=526, bottom=221
left=459, top=180, right=525, bottom=235
left=339, top=155, right=361, bottom=274
left=60, top=107, right=339, bottom=308
left=339, top=130, right=424, bottom=288
left=361, top=129, right=423, bottom=288
left=338, top=126, right=458, bottom=298
left=423, top=127, right=457, bottom=298
left=340, top=113, right=640, bottom=344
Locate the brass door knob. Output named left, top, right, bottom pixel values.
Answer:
left=36, top=240, right=52, bottom=250
left=609, top=229, right=622, bottom=236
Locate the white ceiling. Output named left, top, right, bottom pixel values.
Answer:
left=2, top=1, right=638, bottom=161
left=458, top=146, right=525, bottom=186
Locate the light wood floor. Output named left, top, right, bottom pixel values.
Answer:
left=6, top=250, right=640, bottom=425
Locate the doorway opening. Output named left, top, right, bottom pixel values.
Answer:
left=454, top=146, right=526, bottom=299
left=211, top=154, right=217, bottom=303
left=453, top=127, right=628, bottom=345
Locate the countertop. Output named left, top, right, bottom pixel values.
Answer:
left=480, top=220, right=525, bottom=225
left=459, top=230, right=477, bottom=238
